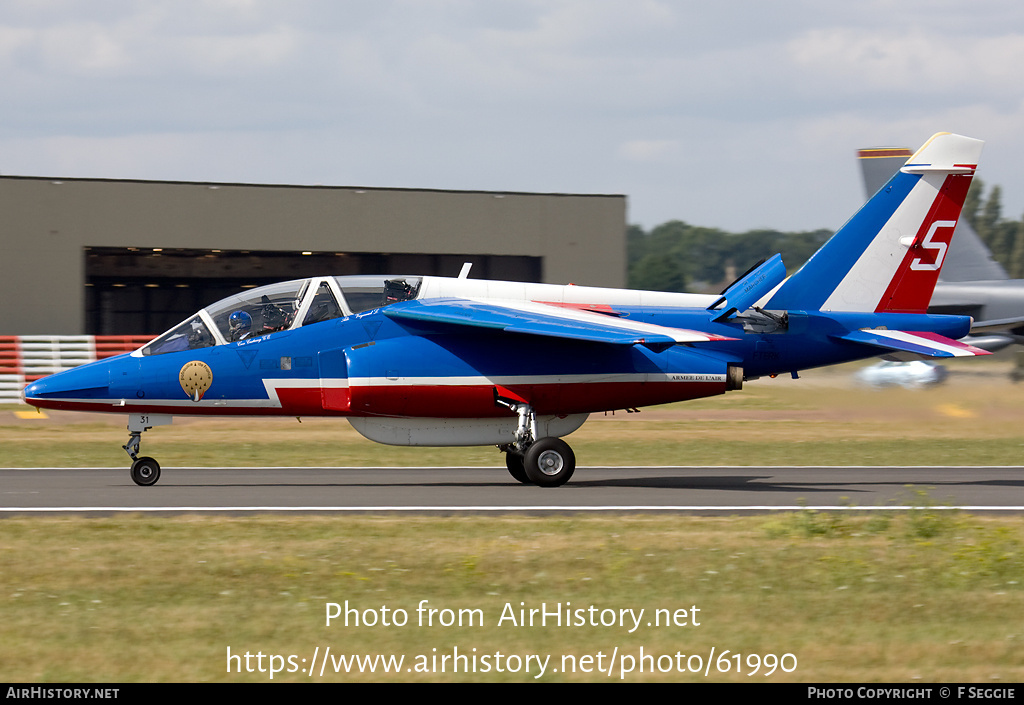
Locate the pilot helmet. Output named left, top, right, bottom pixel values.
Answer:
left=228, top=310, right=252, bottom=334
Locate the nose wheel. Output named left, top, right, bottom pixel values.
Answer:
left=130, top=456, right=161, bottom=486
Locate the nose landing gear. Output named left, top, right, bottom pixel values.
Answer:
left=123, top=414, right=173, bottom=486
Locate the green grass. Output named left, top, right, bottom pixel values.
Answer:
left=3, top=365, right=1024, bottom=682
left=2, top=511, right=1022, bottom=682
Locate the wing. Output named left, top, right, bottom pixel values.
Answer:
left=834, top=329, right=991, bottom=358
left=384, top=298, right=736, bottom=349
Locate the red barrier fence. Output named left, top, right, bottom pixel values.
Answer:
left=0, top=335, right=154, bottom=402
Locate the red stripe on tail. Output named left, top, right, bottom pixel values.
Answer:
left=875, top=172, right=974, bottom=313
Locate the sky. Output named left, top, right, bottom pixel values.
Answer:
left=2, top=0, right=1024, bottom=234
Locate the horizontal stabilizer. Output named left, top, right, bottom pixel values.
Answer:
left=834, top=329, right=991, bottom=358
left=386, top=298, right=737, bottom=348
left=708, top=253, right=787, bottom=322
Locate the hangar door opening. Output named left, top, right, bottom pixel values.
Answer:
left=85, top=247, right=542, bottom=335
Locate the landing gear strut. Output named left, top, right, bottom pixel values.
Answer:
left=496, top=399, right=576, bottom=487
left=123, top=414, right=172, bottom=486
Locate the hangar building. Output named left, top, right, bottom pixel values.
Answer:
left=0, top=176, right=626, bottom=335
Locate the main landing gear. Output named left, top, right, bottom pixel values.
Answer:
left=496, top=400, right=576, bottom=487
left=122, top=414, right=173, bottom=486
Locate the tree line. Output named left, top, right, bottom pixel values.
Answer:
left=627, top=179, right=1024, bottom=292
left=962, top=179, right=1024, bottom=279
left=626, top=222, right=831, bottom=293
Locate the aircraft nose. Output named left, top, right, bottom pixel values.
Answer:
left=22, top=379, right=43, bottom=402
left=21, top=363, right=111, bottom=407
left=22, top=376, right=60, bottom=403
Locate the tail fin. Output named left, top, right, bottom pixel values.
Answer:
left=765, top=132, right=984, bottom=313
left=857, top=144, right=1007, bottom=282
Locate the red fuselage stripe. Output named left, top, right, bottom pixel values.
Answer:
left=28, top=379, right=727, bottom=418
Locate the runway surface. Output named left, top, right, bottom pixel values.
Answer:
left=2, top=465, right=1024, bottom=513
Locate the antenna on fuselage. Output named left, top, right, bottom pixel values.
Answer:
left=458, top=262, right=473, bottom=279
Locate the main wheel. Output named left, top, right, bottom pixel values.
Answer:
left=130, top=456, right=161, bottom=486
left=505, top=452, right=530, bottom=484
left=524, top=437, right=576, bottom=487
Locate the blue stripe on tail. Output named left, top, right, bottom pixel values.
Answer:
left=764, top=170, right=921, bottom=311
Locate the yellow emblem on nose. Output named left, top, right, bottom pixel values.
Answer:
left=179, top=361, right=213, bottom=402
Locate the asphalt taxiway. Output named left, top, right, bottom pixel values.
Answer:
left=2, top=465, right=1023, bottom=513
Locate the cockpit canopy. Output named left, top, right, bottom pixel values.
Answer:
left=141, top=275, right=422, bottom=356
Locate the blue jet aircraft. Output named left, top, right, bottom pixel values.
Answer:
left=23, top=133, right=990, bottom=487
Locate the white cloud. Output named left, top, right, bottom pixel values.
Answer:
left=617, top=139, right=680, bottom=163
left=1, top=1, right=1023, bottom=231
left=787, top=27, right=1024, bottom=96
